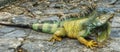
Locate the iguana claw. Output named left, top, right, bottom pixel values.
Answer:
left=49, top=36, right=62, bottom=42
left=86, top=40, right=98, bottom=49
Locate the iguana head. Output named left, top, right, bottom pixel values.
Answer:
left=95, top=13, right=114, bottom=26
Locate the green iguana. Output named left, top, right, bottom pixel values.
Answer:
left=0, top=12, right=114, bottom=49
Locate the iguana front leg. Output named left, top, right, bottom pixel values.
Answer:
left=77, top=37, right=97, bottom=49
left=49, top=28, right=66, bottom=42
left=77, top=30, right=97, bottom=49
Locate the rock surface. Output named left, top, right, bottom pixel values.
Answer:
left=0, top=0, right=120, bottom=52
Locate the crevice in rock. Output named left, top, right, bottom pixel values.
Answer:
left=14, top=30, right=32, bottom=52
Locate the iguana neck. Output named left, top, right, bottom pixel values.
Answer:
left=88, top=11, right=98, bottom=21
left=84, top=11, right=100, bottom=29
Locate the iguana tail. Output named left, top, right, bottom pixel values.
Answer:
left=0, top=21, right=60, bottom=34
left=32, top=23, right=60, bottom=34
left=0, top=21, right=30, bottom=28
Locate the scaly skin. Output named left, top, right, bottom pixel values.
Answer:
left=49, top=18, right=98, bottom=48
left=0, top=12, right=114, bottom=49
left=48, top=13, right=114, bottom=49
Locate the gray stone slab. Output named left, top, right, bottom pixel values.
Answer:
left=27, top=30, right=51, bottom=40
left=0, top=26, right=15, bottom=33
left=111, top=13, right=120, bottom=27
left=0, top=47, right=14, bottom=52
left=22, top=40, right=53, bottom=52
left=0, top=0, right=17, bottom=8
left=56, top=47, right=81, bottom=52
left=43, top=8, right=64, bottom=15
left=12, top=15, right=38, bottom=25
left=110, top=28, right=120, bottom=38
left=0, top=38, right=23, bottom=49
left=108, top=41, right=120, bottom=51
left=3, top=30, right=26, bottom=38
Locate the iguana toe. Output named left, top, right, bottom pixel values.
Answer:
left=56, top=37, right=62, bottom=41
left=86, top=40, right=98, bottom=49
left=49, top=36, right=62, bottom=42
left=49, top=38, right=55, bottom=42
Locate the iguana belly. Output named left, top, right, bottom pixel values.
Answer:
left=63, top=18, right=89, bottom=38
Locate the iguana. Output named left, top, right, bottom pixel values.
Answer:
left=0, top=11, right=114, bottom=48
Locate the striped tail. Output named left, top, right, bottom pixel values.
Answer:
left=32, top=23, right=60, bottom=34
left=0, top=21, right=60, bottom=34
